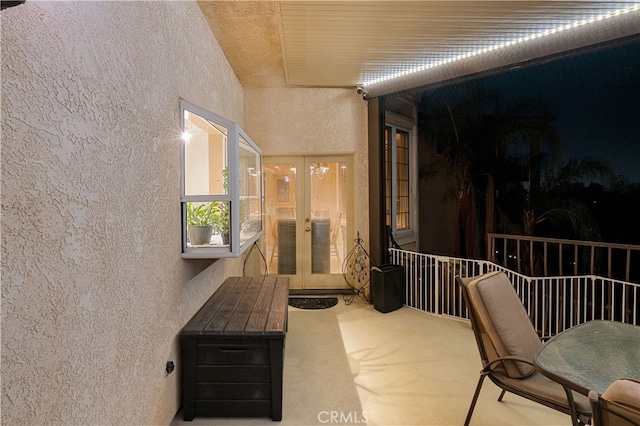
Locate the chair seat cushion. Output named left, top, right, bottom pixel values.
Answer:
left=494, top=369, right=592, bottom=419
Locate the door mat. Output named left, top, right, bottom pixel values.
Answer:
left=288, top=297, right=338, bottom=310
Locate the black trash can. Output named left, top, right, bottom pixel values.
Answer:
left=371, top=264, right=404, bottom=313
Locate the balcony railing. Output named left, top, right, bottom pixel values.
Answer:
left=487, top=233, right=640, bottom=284
left=388, top=249, right=640, bottom=339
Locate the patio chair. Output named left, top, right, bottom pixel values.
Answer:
left=589, top=379, right=640, bottom=426
left=457, top=271, right=591, bottom=426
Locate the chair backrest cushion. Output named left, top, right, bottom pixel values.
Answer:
left=603, top=378, right=640, bottom=408
left=600, top=378, right=640, bottom=426
left=467, top=271, right=542, bottom=378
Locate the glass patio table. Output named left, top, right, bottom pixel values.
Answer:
left=534, top=320, right=640, bottom=425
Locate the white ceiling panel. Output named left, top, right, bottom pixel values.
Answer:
left=198, top=1, right=640, bottom=95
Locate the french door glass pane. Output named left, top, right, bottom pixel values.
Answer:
left=265, top=163, right=297, bottom=275
left=309, top=161, right=347, bottom=274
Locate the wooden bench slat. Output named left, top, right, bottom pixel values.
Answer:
left=183, top=276, right=240, bottom=335
left=223, top=277, right=263, bottom=333
left=265, top=278, right=289, bottom=333
left=245, top=277, right=277, bottom=333
left=203, top=277, right=252, bottom=333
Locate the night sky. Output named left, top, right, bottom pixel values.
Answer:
left=482, top=39, right=640, bottom=182
left=420, top=39, right=640, bottom=183
left=418, top=39, right=640, bottom=243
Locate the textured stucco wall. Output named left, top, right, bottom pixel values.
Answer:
left=244, top=88, right=370, bottom=246
left=1, top=2, right=251, bottom=425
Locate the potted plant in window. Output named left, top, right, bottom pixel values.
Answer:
left=211, top=169, right=231, bottom=245
left=186, top=202, right=215, bottom=245
left=212, top=201, right=230, bottom=245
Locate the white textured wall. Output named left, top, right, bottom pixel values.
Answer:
left=244, top=88, right=369, bottom=245
left=1, top=2, right=250, bottom=425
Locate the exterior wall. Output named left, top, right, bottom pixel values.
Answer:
left=1, top=2, right=253, bottom=425
left=244, top=88, right=369, bottom=249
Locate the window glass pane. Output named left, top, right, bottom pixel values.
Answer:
left=184, top=110, right=228, bottom=196
left=396, top=129, right=410, bottom=231
left=185, top=201, right=229, bottom=247
left=239, top=135, right=262, bottom=244
left=384, top=126, right=392, bottom=228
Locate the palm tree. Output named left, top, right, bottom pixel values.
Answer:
left=421, top=103, right=477, bottom=256
left=518, top=157, right=614, bottom=239
left=419, top=83, right=561, bottom=258
left=497, top=157, right=617, bottom=276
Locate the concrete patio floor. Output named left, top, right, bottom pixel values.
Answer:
left=172, top=295, right=571, bottom=426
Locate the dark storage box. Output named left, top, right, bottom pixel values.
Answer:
left=371, top=264, right=404, bottom=313
left=181, top=276, right=289, bottom=421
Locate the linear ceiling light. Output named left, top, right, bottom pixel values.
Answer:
left=362, top=4, right=640, bottom=92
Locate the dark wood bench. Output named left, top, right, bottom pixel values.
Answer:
left=181, top=276, right=289, bottom=421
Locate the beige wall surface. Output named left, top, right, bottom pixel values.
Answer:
left=1, top=2, right=252, bottom=425
left=244, top=87, right=370, bottom=245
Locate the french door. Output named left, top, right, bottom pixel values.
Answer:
left=263, top=156, right=353, bottom=290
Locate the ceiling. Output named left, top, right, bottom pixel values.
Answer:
left=198, top=1, right=640, bottom=96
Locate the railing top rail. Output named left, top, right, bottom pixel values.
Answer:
left=487, top=233, right=640, bottom=250
left=388, top=248, right=490, bottom=263
left=525, top=273, right=640, bottom=288
left=390, top=248, right=639, bottom=288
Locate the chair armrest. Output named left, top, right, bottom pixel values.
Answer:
left=482, top=356, right=536, bottom=378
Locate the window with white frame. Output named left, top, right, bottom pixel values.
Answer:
left=180, top=99, right=263, bottom=259
left=384, top=114, right=416, bottom=243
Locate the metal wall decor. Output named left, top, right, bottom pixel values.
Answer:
left=342, top=231, right=371, bottom=304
